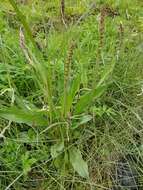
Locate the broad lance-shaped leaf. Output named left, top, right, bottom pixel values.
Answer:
left=61, top=74, right=81, bottom=116
left=66, top=74, right=81, bottom=114
left=0, top=107, right=48, bottom=126
left=69, top=146, right=89, bottom=178
left=74, top=85, right=106, bottom=115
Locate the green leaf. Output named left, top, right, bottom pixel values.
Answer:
left=61, top=74, right=81, bottom=116
left=0, top=107, right=48, bottom=126
left=22, top=152, right=36, bottom=175
left=97, top=62, right=115, bottom=87
left=69, top=146, right=89, bottom=178
left=66, top=74, right=81, bottom=113
left=51, top=142, right=64, bottom=159
left=74, top=86, right=106, bottom=114
left=91, top=105, right=116, bottom=117
left=73, top=115, right=92, bottom=129
left=53, top=154, right=64, bottom=169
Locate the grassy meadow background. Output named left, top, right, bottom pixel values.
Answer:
left=0, top=0, right=143, bottom=189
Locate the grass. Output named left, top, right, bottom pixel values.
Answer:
left=0, top=0, right=143, bottom=189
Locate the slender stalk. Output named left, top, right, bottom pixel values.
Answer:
left=99, top=7, right=106, bottom=56
left=9, top=0, right=37, bottom=49
left=63, top=41, right=76, bottom=118
left=60, top=0, right=67, bottom=28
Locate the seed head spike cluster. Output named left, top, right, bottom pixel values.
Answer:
left=64, top=40, right=76, bottom=89
left=96, top=7, right=107, bottom=66
left=60, top=0, right=67, bottom=28
left=115, top=22, right=124, bottom=59
left=99, top=7, right=106, bottom=51
left=19, top=27, right=33, bottom=65
left=118, top=22, right=124, bottom=47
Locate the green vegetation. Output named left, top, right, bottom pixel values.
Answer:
left=0, top=0, right=143, bottom=189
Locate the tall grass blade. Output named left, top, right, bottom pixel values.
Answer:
left=97, top=62, right=115, bottom=87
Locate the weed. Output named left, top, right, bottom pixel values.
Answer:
left=0, top=0, right=143, bottom=190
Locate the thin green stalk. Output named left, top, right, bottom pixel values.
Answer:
left=9, top=0, right=37, bottom=49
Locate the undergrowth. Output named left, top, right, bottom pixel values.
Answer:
left=0, top=0, right=143, bottom=189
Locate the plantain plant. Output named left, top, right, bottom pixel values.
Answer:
left=0, top=0, right=115, bottom=179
